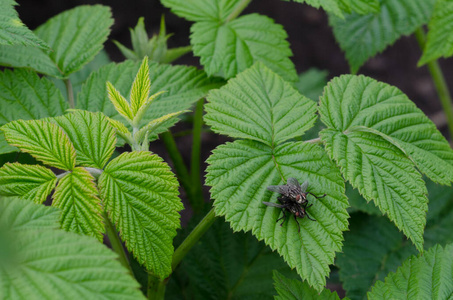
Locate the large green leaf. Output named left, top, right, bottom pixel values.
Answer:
left=50, top=111, right=116, bottom=169
left=368, top=243, right=453, bottom=299
left=0, top=69, right=67, bottom=154
left=205, top=63, right=316, bottom=147
left=167, top=218, right=298, bottom=299
left=318, top=74, right=453, bottom=250
left=337, top=181, right=453, bottom=300
left=0, top=163, right=56, bottom=204
left=191, top=14, right=297, bottom=82
left=0, top=198, right=145, bottom=300
left=52, top=167, right=104, bottom=242
left=1, top=119, right=76, bottom=170
left=0, top=0, right=49, bottom=49
left=285, top=0, right=344, bottom=18
left=294, top=68, right=328, bottom=101
left=273, top=270, right=343, bottom=300
left=338, top=0, right=380, bottom=15
left=77, top=60, right=222, bottom=140
left=98, top=151, right=182, bottom=279
left=329, top=0, right=435, bottom=73
left=0, top=5, right=113, bottom=78
left=419, top=0, right=453, bottom=65
left=205, top=63, right=349, bottom=291
left=161, top=0, right=242, bottom=22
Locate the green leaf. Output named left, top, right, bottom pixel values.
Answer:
left=191, top=14, right=297, bottom=82
left=205, top=63, right=316, bottom=146
left=98, top=151, right=183, bottom=279
left=338, top=0, right=380, bottom=15
left=130, top=57, right=151, bottom=115
left=77, top=60, right=223, bottom=141
left=273, top=270, right=343, bottom=300
left=0, top=163, right=56, bottom=204
left=329, top=0, right=435, bottom=73
left=336, top=213, right=417, bottom=300
left=0, top=5, right=113, bottom=78
left=0, top=69, right=67, bottom=154
left=294, top=68, right=328, bottom=101
left=135, top=110, right=188, bottom=143
left=285, top=0, right=344, bottom=18
left=318, top=74, right=453, bottom=250
left=0, top=198, right=145, bottom=300
left=419, top=0, right=453, bottom=65
left=167, top=218, right=299, bottom=299
left=107, top=81, right=135, bottom=122
left=0, top=0, right=49, bottom=49
left=206, top=140, right=348, bottom=291
left=49, top=111, right=116, bottom=169
left=161, top=0, right=242, bottom=22
left=1, top=119, right=76, bottom=170
left=52, top=167, right=104, bottom=241
left=368, top=243, right=453, bottom=299
left=0, top=196, right=59, bottom=231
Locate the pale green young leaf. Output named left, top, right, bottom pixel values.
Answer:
left=130, top=56, right=151, bottom=115
left=161, top=0, right=242, bottom=22
left=191, top=14, right=297, bottom=82
left=205, top=63, right=316, bottom=146
left=135, top=111, right=187, bottom=143
left=167, top=218, right=299, bottom=299
left=273, top=270, right=343, bottom=300
left=77, top=60, right=223, bottom=142
left=107, top=81, right=134, bottom=122
left=285, top=0, right=344, bottom=18
left=0, top=69, right=67, bottom=154
left=49, top=111, right=116, bottom=169
left=53, top=167, right=104, bottom=242
left=98, top=151, right=183, bottom=279
left=132, top=91, right=167, bottom=127
left=329, top=0, right=435, bottom=73
left=368, top=243, right=453, bottom=299
left=0, top=198, right=145, bottom=300
left=0, top=197, right=59, bottom=231
left=0, top=6, right=113, bottom=78
left=1, top=120, right=76, bottom=170
left=206, top=140, right=349, bottom=292
left=106, top=116, right=133, bottom=143
left=0, top=163, right=56, bottom=204
left=114, top=40, right=138, bottom=60
left=0, top=0, right=49, bottom=49
left=419, top=0, right=453, bottom=65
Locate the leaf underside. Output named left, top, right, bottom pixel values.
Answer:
left=98, top=151, right=183, bottom=279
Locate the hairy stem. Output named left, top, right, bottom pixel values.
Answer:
left=171, top=208, right=216, bottom=270
left=190, top=98, right=205, bottom=212
left=64, top=79, right=75, bottom=109
left=103, top=211, right=133, bottom=274
left=147, top=275, right=166, bottom=300
left=161, top=131, right=196, bottom=206
left=415, top=27, right=453, bottom=140
left=225, top=0, right=252, bottom=22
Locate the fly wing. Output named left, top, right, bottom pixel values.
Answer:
left=300, top=180, right=309, bottom=193
left=287, top=177, right=301, bottom=189
left=267, top=185, right=284, bottom=194
left=262, top=201, right=285, bottom=208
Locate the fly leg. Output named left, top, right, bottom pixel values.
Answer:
left=307, top=192, right=326, bottom=199
left=276, top=210, right=287, bottom=227
left=293, top=215, right=301, bottom=232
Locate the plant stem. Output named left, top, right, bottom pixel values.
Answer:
left=103, top=211, right=133, bottom=274
left=64, top=79, right=75, bottom=109
left=305, top=137, right=322, bottom=144
left=160, top=131, right=195, bottom=205
left=147, top=274, right=166, bottom=300
left=414, top=27, right=453, bottom=141
left=225, top=0, right=252, bottom=22
left=171, top=207, right=216, bottom=270
left=190, top=98, right=205, bottom=212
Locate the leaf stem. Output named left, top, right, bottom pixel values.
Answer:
left=103, top=211, right=133, bottom=274
left=305, top=137, right=322, bottom=144
left=64, top=79, right=75, bottom=109
left=414, top=27, right=453, bottom=141
left=225, top=0, right=252, bottom=23
left=147, top=274, right=166, bottom=300
left=161, top=131, right=198, bottom=208
left=171, top=207, right=216, bottom=270
left=190, top=98, right=205, bottom=212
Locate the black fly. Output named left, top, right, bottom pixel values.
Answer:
left=263, top=178, right=326, bottom=232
